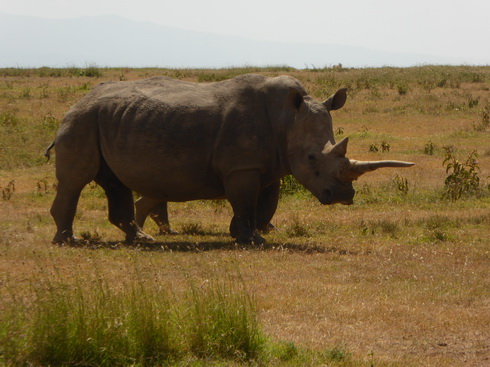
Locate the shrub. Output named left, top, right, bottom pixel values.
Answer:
left=1, top=180, right=15, bottom=200
left=473, top=106, right=489, bottom=132
left=396, top=81, right=409, bottom=95
left=442, top=148, right=481, bottom=201
left=81, top=64, right=103, bottom=78
left=286, top=215, right=310, bottom=238
left=280, top=175, right=307, bottom=197
left=424, top=140, right=436, bottom=155
left=392, top=174, right=409, bottom=195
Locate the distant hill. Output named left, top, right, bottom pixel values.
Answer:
left=0, top=12, right=451, bottom=68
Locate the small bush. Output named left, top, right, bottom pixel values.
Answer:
left=335, top=126, right=344, bottom=136
left=286, top=215, right=310, bottom=238
left=80, top=64, right=103, bottom=78
left=473, top=106, right=489, bottom=132
left=1, top=180, right=15, bottom=200
left=381, top=141, right=391, bottom=152
left=424, top=140, right=436, bottom=155
left=442, top=148, right=481, bottom=201
left=393, top=174, right=410, bottom=195
left=280, top=175, right=307, bottom=197
left=396, top=81, right=409, bottom=95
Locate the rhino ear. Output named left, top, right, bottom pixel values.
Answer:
left=287, top=87, right=306, bottom=113
left=323, top=88, right=348, bottom=111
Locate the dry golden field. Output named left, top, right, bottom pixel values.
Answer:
left=1, top=66, right=489, bottom=366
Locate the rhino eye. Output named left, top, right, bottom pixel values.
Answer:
left=308, top=154, right=316, bottom=161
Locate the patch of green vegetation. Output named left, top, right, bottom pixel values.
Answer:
left=0, top=108, right=62, bottom=169
left=286, top=215, right=310, bottom=238
left=360, top=219, right=400, bottom=238
left=181, top=222, right=207, bottom=235
left=1, top=272, right=261, bottom=366
left=442, top=148, right=485, bottom=201
left=280, top=175, right=309, bottom=198
left=0, top=268, right=356, bottom=367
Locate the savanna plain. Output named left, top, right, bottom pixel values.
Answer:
left=1, top=66, right=489, bottom=366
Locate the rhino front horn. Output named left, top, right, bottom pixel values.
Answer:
left=349, top=159, right=415, bottom=178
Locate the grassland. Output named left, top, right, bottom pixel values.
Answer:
left=1, top=65, right=489, bottom=366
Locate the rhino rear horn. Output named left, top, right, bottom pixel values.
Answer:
left=349, top=159, right=415, bottom=178
left=323, top=137, right=349, bottom=156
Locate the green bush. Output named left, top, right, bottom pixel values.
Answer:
left=280, top=175, right=308, bottom=197
left=442, top=148, right=482, bottom=201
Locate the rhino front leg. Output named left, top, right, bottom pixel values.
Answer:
left=224, top=170, right=264, bottom=245
left=256, top=180, right=280, bottom=233
left=229, top=180, right=279, bottom=238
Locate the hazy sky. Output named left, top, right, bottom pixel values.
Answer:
left=2, top=0, right=489, bottom=65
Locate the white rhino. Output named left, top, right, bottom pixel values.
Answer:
left=46, top=74, right=413, bottom=245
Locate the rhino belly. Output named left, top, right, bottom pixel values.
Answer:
left=99, top=131, right=224, bottom=201
left=108, top=155, right=225, bottom=201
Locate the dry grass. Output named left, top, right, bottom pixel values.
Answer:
left=1, top=66, right=490, bottom=366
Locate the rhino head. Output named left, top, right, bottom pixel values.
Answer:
left=286, top=87, right=414, bottom=205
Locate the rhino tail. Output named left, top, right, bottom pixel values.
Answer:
left=44, top=140, right=55, bottom=161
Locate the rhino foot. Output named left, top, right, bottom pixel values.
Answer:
left=253, top=233, right=266, bottom=245
left=52, top=230, right=80, bottom=245
left=235, top=232, right=266, bottom=246
left=258, top=223, right=275, bottom=234
left=158, top=226, right=179, bottom=236
left=126, top=230, right=155, bottom=244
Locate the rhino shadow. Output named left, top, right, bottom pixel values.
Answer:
left=56, top=237, right=359, bottom=255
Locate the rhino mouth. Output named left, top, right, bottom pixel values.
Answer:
left=319, top=189, right=354, bottom=205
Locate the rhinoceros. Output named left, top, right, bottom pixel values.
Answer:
left=46, top=74, right=414, bottom=245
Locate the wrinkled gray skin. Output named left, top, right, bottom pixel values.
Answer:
left=47, top=74, right=413, bottom=245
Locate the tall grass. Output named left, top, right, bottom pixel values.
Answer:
left=187, top=278, right=264, bottom=360
left=1, top=266, right=355, bottom=366
left=1, top=270, right=265, bottom=366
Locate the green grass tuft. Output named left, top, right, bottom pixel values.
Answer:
left=0, top=270, right=268, bottom=366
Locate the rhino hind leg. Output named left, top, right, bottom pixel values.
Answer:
left=135, top=197, right=177, bottom=235
left=149, top=202, right=178, bottom=234
left=95, top=163, right=154, bottom=243
left=51, top=183, right=86, bottom=244
left=50, top=137, right=99, bottom=244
